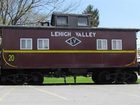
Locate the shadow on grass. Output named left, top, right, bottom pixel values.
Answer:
left=0, top=77, right=139, bottom=86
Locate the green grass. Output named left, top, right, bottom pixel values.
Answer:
left=43, top=76, right=140, bottom=84
left=43, top=76, right=93, bottom=84
left=136, top=79, right=140, bottom=84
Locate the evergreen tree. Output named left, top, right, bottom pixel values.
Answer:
left=83, top=5, right=99, bottom=27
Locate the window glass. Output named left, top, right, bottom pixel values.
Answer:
left=44, top=40, right=49, bottom=49
left=57, top=16, right=68, bottom=25
left=27, top=40, right=31, bottom=49
left=112, top=39, right=122, bottom=50
left=78, top=17, right=88, bottom=26
left=37, top=38, right=49, bottom=50
left=20, top=38, right=32, bottom=50
left=38, top=40, right=43, bottom=49
left=97, top=39, right=108, bottom=50
left=21, top=40, right=26, bottom=49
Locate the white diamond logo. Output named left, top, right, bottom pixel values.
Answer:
left=65, top=37, right=81, bottom=46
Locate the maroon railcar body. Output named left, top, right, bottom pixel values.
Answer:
left=0, top=25, right=139, bottom=84
left=0, top=12, right=140, bottom=85
left=1, top=27, right=138, bottom=69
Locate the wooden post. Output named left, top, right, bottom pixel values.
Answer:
left=74, top=75, right=76, bottom=84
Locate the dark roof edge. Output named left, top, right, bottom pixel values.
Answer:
left=0, top=25, right=140, bottom=32
left=52, top=12, right=91, bottom=16
left=93, top=27, right=140, bottom=32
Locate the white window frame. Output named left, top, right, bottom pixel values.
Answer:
left=96, top=39, right=108, bottom=50
left=112, top=39, right=122, bottom=50
left=20, top=38, right=32, bottom=50
left=37, top=38, right=49, bottom=50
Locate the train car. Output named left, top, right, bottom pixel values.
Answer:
left=0, top=13, right=140, bottom=84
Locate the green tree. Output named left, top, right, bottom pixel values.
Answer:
left=83, top=5, right=99, bottom=27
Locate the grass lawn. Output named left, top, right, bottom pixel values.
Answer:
left=43, top=76, right=93, bottom=84
left=43, top=76, right=140, bottom=84
left=136, top=79, right=140, bottom=84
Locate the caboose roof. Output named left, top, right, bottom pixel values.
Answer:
left=51, top=12, right=91, bottom=17
left=0, top=25, right=140, bottom=32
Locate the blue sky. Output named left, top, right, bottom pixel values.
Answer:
left=61, top=0, right=140, bottom=47
left=69, top=0, right=140, bottom=47
left=54, top=0, right=140, bottom=28
left=73, top=0, right=140, bottom=28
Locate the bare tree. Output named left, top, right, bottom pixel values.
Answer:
left=0, top=0, right=75, bottom=25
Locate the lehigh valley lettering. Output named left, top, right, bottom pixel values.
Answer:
left=51, top=31, right=96, bottom=38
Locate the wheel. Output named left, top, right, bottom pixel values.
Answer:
left=114, top=71, right=126, bottom=84
left=124, top=71, right=137, bottom=84
left=0, top=76, right=10, bottom=85
left=112, top=70, right=137, bottom=84
left=13, top=74, right=26, bottom=85
left=92, top=72, right=100, bottom=83
left=1, top=75, right=16, bottom=85
left=98, top=71, right=114, bottom=84
left=28, top=74, right=44, bottom=85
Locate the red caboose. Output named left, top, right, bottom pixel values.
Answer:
left=0, top=13, right=139, bottom=84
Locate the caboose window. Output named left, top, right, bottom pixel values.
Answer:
left=78, top=17, right=88, bottom=26
left=56, top=16, right=68, bottom=26
left=20, top=38, right=32, bottom=50
left=112, top=39, right=122, bottom=50
left=96, top=39, right=108, bottom=50
left=37, top=38, right=49, bottom=50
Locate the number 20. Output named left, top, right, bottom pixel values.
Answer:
left=8, top=55, right=15, bottom=62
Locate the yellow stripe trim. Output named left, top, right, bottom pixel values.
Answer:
left=3, top=50, right=136, bottom=54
